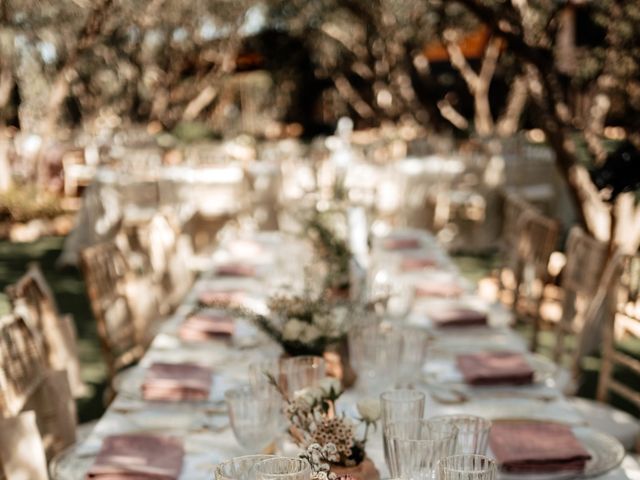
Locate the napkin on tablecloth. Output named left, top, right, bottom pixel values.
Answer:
left=382, top=236, right=421, bottom=251
left=456, top=351, right=534, bottom=385
left=86, top=434, right=183, bottom=479
left=415, top=282, right=464, bottom=298
left=179, top=309, right=234, bottom=341
left=215, top=263, right=256, bottom=277
left=430, top=308, right=488, bottom=328
left=198, top=289, right=244, bottom=307
left=489, top=421, right=591, bottom=473
left=141, top=362, right=212, bottom=402
left=400, top=254, right=438, bottom=271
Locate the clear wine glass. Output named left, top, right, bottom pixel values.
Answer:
left=225, top=386, right=282, bottom=452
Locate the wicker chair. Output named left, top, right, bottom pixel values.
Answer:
left=80, top=242, right=145, bottom=389
left=5, top=264, right=86, bottom=397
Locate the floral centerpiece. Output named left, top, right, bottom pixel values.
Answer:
left=257, top=294, right=349, bottom=357
left=272, top=376, right=381, bottom=480
left=255, top=294, right=357, bottom=387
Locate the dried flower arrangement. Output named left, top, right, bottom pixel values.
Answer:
left=269, top=376, right=381, bottom=480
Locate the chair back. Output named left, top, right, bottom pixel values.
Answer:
left=501, top=192, right=532, bottom=255
left=80, top=242, right=144, bottom=383
left=0, top=412, right=49, bottom=480
left=5, top=264, right=85, bottom=397
left=551, top=227, right=609, bottom=367
left=597, top=253, right=640, bottom=412
left=0, top=313, right=45, bottom=417
left=509, top=208, right=560, bottom=350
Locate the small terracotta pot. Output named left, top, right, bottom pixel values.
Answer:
left=331, top=458, right=380, bottom=480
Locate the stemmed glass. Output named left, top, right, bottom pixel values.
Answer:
left=398, top=327, right=429, bottom=387
left=251, top=457, right=312, bottom=480
left=225, top=386, right=282, bottom=452
left=429, top=415, right=492, bottom=455
left=380, top=389, right=426, bottom=478
left=280, top=356, right=326, bottom=398
left=387, top=419, right=458, bottom=480
left=437, top=454, right=497, bottom=480
left=349, top=324, right=403, bottom=393
left=215, top=454, right=274, bottom=480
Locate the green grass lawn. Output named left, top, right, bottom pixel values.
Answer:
left=0, top=236, right=108, bottom=422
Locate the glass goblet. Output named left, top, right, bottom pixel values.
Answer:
left=225, top=386, right=282, bottom=452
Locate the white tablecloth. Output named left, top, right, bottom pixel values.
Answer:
left=53, top=229, right=638, bottom=480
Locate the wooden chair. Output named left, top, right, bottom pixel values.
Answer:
left=548, top=227, right=609, bottom=371
left=512, top=207, right=560, bottom=350
left=80, top=242, right=145, bottom=388
left=559, top=252, right=640, bottom=451
left=597, top=253, right=640, bottom=411
left=5, top=264, right=86, bottom=397
left=0, top=312, right=79, bottom=462
left=0, top=411, right=49, bottom=480
left=0, top=312, right=45, bottom=417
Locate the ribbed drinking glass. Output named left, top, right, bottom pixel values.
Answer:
left=380, top=389, right=426, bottom=477
left=251, top=457, right=312, bottom=480
left=429, top=415, right=491, bottom=455
left=437, top=454, right=497, bottom=480
left=215, top=454, right=274, bottom=480
left=387, top=419, right=458, bottom=480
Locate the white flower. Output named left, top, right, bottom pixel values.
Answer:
left=294, top=386, right=325, bottom=408
left=318, top=377, right=342, bottom=397
left=282, top=319, right=306, bottom=341
left=301, top=324, right=322, bottom=344
left=357, top=398, right=381, bottom=423
left=294, top=387, right=317, bottom=408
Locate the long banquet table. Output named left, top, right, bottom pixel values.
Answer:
left=53, top=229, right=639, bottom=479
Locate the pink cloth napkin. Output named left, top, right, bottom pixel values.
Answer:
left=141, top=363, right=212, bottom=402
left=430, top=308, right=488, bottom=328
left=197, top=289, right=244, bottom=307
left=86, top=434, right=183, bottom=479
left=400, top=254, right=438, bottom=271
left=490, top=421, right=591, bottom=473
left=179, top=309, right=234, bottom=341
left=215, top=263, right=256, bottom=277
left=383, top=236, right=421, bottom=250
left=415, top=282, right=463, bottom=298
left=456, top=351, right=534, bottom=385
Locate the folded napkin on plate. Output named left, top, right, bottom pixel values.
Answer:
left=198, top=289, right=244, bottom=307
left=179, top=309, right=234, bottom=341
left=490, top=421, right=591, bottom=473
left=215, top=263, right=256, bottom=277
left=430, top=308, right=488, bottom=328
left=142, top=362, right=212, bottom=402
left=456, top=351, right=534, bottom=385
left=86, top=434, right=183, bottom=479
left=400, top=255, right=438, bottom=271
left=383, top=236, right=421, bottom=250
left=415, top=282, right=463, bottom=298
